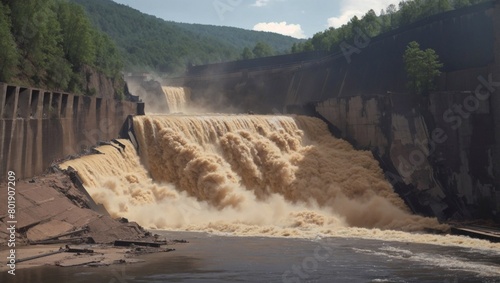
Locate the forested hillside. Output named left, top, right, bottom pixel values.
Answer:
left=171, top=22, right=300, bottom=54
left=70, top=0, right=300, bottom=73
left=292, top=0, right=490, bottom=53
left=0, top=0, right=123, bottom=95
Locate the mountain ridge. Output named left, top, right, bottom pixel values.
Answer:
left=71, top=0, right=302, bottom=73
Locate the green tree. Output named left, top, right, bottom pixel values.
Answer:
left=452, top=0, right=470, bottom=8
left=93, top=31, right=123, bottom=77
left=436, top=0, right=453, bottom=13
left=0, top=0, right=125, bottom=94
left=241, top=47, right=254, bottom=59
left=71, top=0, right=301, bottom=73
left=360, top=9, right=381, bottom=37
left=302, top=41, right=314, bottom=52
left=43, top=6, right=72, bottom=90
left=403, top=41, right=443, bottom=95
left=0, top=2, right=19, bottom=82
left=398, top=1, right=421, bottom=26
left=57, top=2, right=96, bottom=68
left=252, top=42, right=274, bottom=58
left=311, top=29, right=335, bottom=51
left=7, top=0, right=72, bottom=89
left=284, top=0, right=489, bottom=57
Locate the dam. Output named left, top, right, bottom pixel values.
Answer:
left=168, top=0, right=500, bottom=224
left=55, top=87, right=496, bottom=248
left=1, top=1, right=500, bottom=281
left=10, top=86, right=487, bottom=283
left=0, top=83, right=144, bottom=181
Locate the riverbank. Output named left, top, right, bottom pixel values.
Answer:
left=3, top=231, right=499, bottom=282
left=0, top=244, right=173, bottom=272
left=0, top=172, right=174, bottom=274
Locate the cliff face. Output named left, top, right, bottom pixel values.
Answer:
left=82, top=66, right=125, bottom=99
left=178, top=1, right=500, bottom=222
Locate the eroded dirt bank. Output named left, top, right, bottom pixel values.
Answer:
left=0, top=172, right=177, bottom=271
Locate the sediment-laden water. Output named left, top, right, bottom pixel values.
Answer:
left=3, top=231, right=499, bottom=282
left=56, top=87, right=500, bottom=281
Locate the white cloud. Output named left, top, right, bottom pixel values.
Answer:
left=253, top=21, right=307, bottom=39
left=327, top=0, right=399, bottom=28
left=252, top=0, right=272, bottom=7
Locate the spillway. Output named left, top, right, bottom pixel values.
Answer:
left=58, top=87, right=500, bottom=250
left=162, top=86, right=191, bottom=113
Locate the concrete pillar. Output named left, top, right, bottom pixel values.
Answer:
left=3, top=85, right=18, bottom=119
left=42, top=91, right=52, bottom=119
left=29, top=89, right=42, bottom=119
left=0, top=83, right=6, bottom=118
left=51, top=92, right=61, bottom=119
left=81, top=96, right=98, bottom=146
left=66, top=94, right=74, bottom=118
left=1, top=83, right=144, bottom=181
left=23, top=118, right=34, bottom=177
left=72, top=95, right=80, bottom=119
left=60, top=93, right=69, bottom=118
left=5, top=119, right=24, bottom=178
left=18, top=88, right=30, bottom=118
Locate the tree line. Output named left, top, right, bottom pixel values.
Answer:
left=291, top=0, right=489, bottom=54
left=71, top=0, right=300, bottom=74
left=0, top=0, right=123, bottom=94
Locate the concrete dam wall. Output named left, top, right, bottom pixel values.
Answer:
left=316, top=93, right=500, bottom=222
left=177, top=1, right=500, bottom=222
left=181, top=1, right=498, bottom=109
left=0, top=83, right=145, bottom=181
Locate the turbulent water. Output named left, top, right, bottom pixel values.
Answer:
left=58, top=86, right=500, bottom=255
left=162, top=86, right=191, bottom=113
left=4, top=232, right=499, bottom=282
left=131, top=114, right=440, bottom=230
left=59, top=113, right=500, bottom=252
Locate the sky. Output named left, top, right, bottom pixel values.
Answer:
left=112, top=0, right=400, bottom=39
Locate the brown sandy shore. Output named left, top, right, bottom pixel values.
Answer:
left=0, top=173, right=176, bottom=272
left=0, top=244, right=162, bottom=272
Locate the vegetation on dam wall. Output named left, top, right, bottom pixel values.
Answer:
left=403, top=41, right=443, bottom=95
